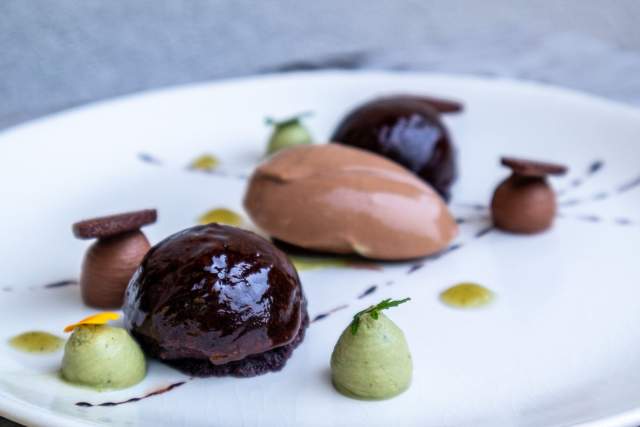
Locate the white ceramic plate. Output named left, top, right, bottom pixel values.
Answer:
left=1, top=71, right=640, bottom=427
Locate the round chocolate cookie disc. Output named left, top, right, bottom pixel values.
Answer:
left=123, top=224, right=308, bottom=377
left=501, top=157, right=567, bottom=177
left=73, top=209, right=157, bottom=239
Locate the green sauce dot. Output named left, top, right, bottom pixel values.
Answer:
left=9, top=331, right=64, bottom=354
left=198, top=208, right=243, bottom=226
left=189, top=154, right=219, bottom=172
left=440, top=282, right=494, bottom=309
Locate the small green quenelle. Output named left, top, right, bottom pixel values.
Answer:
left=61, top=325, right=146, bottom=390
left=265, top=113, right=313, bottom=155
left=331, top=298, right=412, bottom=400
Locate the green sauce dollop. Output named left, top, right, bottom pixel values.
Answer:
left=440, top=282, right=494, bottom=308
left=198, top=208, right=244, bottom=226
left=9, top=331, right=64, bottom=354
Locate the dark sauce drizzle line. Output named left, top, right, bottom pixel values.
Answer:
left=311, top=304, right=349, bottom=323
left=406, top=231, right=484, bottom=276
left=357, top=285, right=377, bottom=299
left=2, top=279, right=78, bottom=293
left=44, top=279, right=78, bottom=289
left=557, top=213, right=639, bottom=226
left=556, top=159, right=604, bottom=196
left=138, top=153, right=163, bottom=165
left=559, top=173, right=640, bottom=207
left=76, top=381, right=188, bottom=407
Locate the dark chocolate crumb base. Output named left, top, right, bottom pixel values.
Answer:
left=163, top=308, right=309, bottom=378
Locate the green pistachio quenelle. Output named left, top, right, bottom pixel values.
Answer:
left=61, top=325, right=146, bottom=390
left=265, top=114, right=313, bottom=155
left=331, top=299, right=412, bottom=400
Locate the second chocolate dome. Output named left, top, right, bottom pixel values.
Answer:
left=331, top=95, right=458, bottom=200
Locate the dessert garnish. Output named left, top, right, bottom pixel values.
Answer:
left=64, top=312, right=121, bottom=332
left=440, top=282, right=493, bottom=308
left=189, top=154, right=220, bottom=172
left=331, top=95, right=460, bottom=200
left=197, top=207, right=244, bottom=226
left=72, top=209, right=157, bottom=308
left=265, top=112, right=313, bottom=155
left=331, top=298, right=412, bottom=400
left=61, top=322, right=146, bottom=390
left=9, top=332, right=64, bottom=354
left=244, top=144, right=458, bottom=260
left=350, top=297, right=410, bottom=335
left=124, top=224, right=308, bottom=377
left=491, top=157, right=568, bottom=234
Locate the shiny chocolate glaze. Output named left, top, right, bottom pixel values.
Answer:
left=331, top=95, right=457, bottom=200
left=124, top=224, right=304, bottom=366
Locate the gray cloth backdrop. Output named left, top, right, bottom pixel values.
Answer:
left=1, top=0, right=640, bottom=131
left=1, top=1, right=640, bottom=426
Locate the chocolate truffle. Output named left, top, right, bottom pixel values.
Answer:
left=331, top=95, right=462, bottom=200
left=123, top=224, right=308, bottom=377
left=491, top=157, right=568, bottom=234
left=73, top=209, right=157, bottom=309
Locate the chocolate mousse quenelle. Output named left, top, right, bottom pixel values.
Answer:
left=244, top=144, right=458, bottom=260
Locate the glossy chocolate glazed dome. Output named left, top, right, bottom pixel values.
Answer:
left=331, top=95, right=459, bottom=200
left=123, top=224, right=308, bottom=377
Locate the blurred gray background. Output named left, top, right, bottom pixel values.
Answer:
left=1, top=1, right=640, bottom=426
left=1, top=0, right=640, bottom=131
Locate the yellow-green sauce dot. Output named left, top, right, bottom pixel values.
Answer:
left=189, top=154, right=219, bottom=172
left=440, top=282, right=494, bottom=308
left=290, top=256, right=349, bottom=271
left=289, top=256, right=380, bottom=272
left=198, top=208, right=243, bottom=226
left=9, top=331, right=64, bottom=354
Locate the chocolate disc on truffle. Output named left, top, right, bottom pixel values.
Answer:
left=73, top=209, right=157, bottom=239
left=123, top=224, right=308, bottom=377
left=331, top=95, right=460, bottom=200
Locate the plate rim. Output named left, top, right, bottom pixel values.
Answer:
left=1, top=69, right=639, bottom=141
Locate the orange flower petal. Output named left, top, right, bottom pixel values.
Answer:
left=64, top=312, right=120, bottom=333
